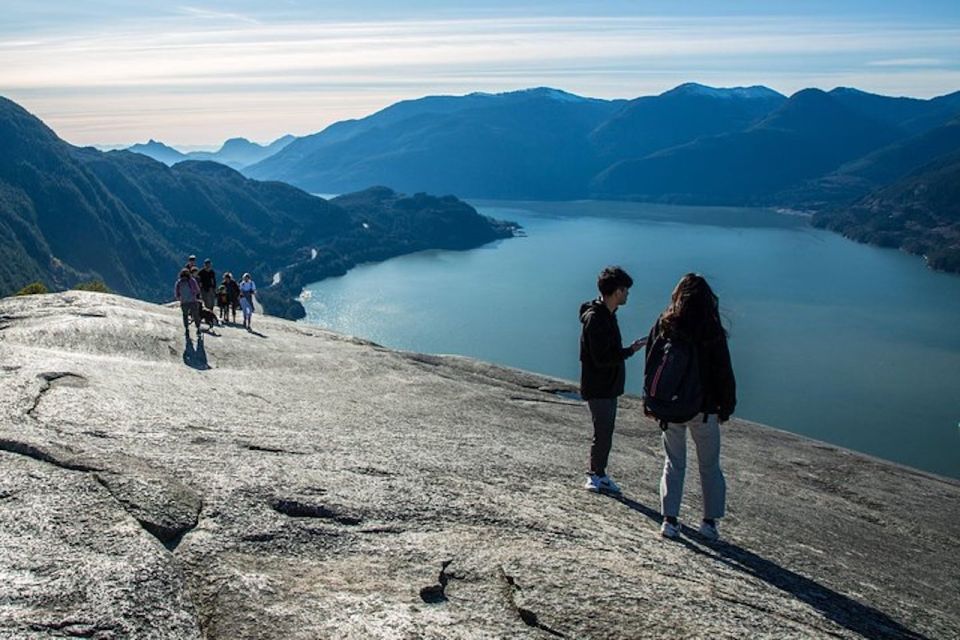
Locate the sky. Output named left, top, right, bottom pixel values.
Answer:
left=1, top=1, right=959, bottom=148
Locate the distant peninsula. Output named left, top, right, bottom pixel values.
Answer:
left=810, top=148, right=960, bottom=273
left=0, top=96, right=517, bottom=318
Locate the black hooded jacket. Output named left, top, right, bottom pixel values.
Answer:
left=579, top=299, right=636, bottom=400
left=198, top=267, right=217, bottom=291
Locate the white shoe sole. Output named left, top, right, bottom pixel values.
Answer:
left=584, top=485, right=621, bottom=495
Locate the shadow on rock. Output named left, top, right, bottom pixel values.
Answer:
left=183, top=335, right=210, bottom=370
left=246, top=329, right=268, bottom=339
left=614, top=494, right=930, bottom=640
left=613, top=494, right=662, bottom=521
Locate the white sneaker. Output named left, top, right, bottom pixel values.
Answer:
left=583, top=474, right=602, bottom=492
left=698, top=521, right=720, bottom=542
left=660, top=519, right=680, bottom=539
left=597, top=475, right=622, bottom=495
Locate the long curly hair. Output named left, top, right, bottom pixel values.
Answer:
left=659, top=273, right=726, bottom=339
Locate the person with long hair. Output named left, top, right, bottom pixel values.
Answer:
left=646, top=273, right=736, bottom=541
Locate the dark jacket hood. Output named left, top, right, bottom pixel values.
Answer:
left=580, top=299, right=609, bottom=324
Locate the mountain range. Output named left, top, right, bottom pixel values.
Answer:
left=6, top=80, right=960, bottom=302
left=248, top=87, right=626, bottom=200
left=239, top=83, right=960, bottom=271
left=240, top=83, right=960, bottom=202
left=0, top=97, right=514, bottom=317
left=127, top=135, right=296, bottom=170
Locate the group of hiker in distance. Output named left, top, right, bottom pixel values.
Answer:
left=580, top=267, right=736, bottom=542
left=174, top=255, right=258, bottom=336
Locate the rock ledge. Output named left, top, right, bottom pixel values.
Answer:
left=0, top=292, right=957, bottom=639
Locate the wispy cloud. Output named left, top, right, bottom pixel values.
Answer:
left=5, top=17, right=958, bottom=88
left=867, top=57, right=948, bottom=67
left=2, top=13, right=957, bottom=145
left=177, top=5, right=261, bottom=24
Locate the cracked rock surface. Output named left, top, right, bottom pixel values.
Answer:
left=0, top=292, right=957, bottom=639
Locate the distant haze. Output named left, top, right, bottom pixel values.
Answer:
left=1, top=1, right=958, bottom=146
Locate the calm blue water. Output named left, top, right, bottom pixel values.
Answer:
left=300, top=200, right=960, bottom=479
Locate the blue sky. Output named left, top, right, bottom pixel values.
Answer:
left=2, top=1, right=958, bottom=147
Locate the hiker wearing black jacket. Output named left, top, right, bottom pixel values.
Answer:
left=223, top=272, right=241, bottom=324
left=579, top=266, right=645, bottom=495
left=646, top=273, right=736, bottom=542
left=198, top=259, right=217, bottom=310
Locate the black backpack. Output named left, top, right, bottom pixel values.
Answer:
left=643, top=329, right=703, bottom=429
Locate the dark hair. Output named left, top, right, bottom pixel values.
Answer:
left=659, top=273, right=726, bottom=339
left=179, top=268, right=190, bottom=278
left=597, top=266, right=633, bottom=297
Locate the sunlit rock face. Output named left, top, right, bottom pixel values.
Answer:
left=0, top=291, right=957, bottom=639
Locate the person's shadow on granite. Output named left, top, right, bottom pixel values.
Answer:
left=614, top=494, right=929, bottom=640
left=183, top=334, right=210, bottom=370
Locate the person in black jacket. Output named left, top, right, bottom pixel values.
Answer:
left=579, top=266, right=645, bottom=495
left=647, top=273, right=736, bottom=541
left=198, top=259, right=217, bottom=310
left=223, top=272, right=241, bottom=324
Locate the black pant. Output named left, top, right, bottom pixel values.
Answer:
left=588, top=397, right=618, bottom=476
left=180, top=301, right=200, bottom=329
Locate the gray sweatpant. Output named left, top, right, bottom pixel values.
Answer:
left=660, top=413, right=726, bottom=520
